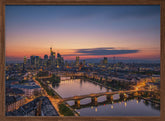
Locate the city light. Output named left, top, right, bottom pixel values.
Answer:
left=5, top=5, right=160, bottom=116
left=111, top=105, right=114, bottom=109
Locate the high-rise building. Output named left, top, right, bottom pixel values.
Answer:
left=56, top=53, right=61, bottom=67
left=57, top=53, right=64, bottom=67
left=49, top=47, right=55, bottom=65
left=24, top=56, right=27, bottom=65
left=39, top=58, right=43, bottom=65
left=34, top=56, right=40, bottom=68
left=27, top=59, right=30, bottom=65
left=76, top=56, right=79, bottom=67
left=57, top=53, right=61, bottom=58
left=50, top=47, right=52, bottom=53
left=53, top=52, right=55, bottom=57
left=61, top=57, right=64, bottom=66
left=44, top=55, right=48, bottom=60
left=103, top=57, right=108, bottom=64
left=83, top=60, right=86, bottom=65
left=30, top=56, right=35, bottom=65
left=44, top=55, right=48, bottom=66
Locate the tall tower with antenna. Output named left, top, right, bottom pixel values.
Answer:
left=49, top=47, right=56, bottom=65
left=50, top=47, right=52, bottom=54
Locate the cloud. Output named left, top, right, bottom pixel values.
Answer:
left=63, top=47, right=139, bottom=56
left=77, top=48, right=139, bottom=55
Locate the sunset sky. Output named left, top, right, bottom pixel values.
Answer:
left=5, top=5, right=160, bottom=63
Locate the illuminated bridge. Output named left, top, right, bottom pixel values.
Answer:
left=59, top=90, right=155, bottom=108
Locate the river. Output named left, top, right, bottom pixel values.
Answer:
left=52, top=79, right=160, bottom=116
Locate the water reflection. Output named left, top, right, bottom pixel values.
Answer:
left=73, top=98, right=160, bottom=116
left=53, top=79, right=107, bottom=98
left=95, top=108, right=97, bottom=112
left=52, top=83, right=60, bottom=88
left=124, top=102, right=127, bottom=107
left=67, top=95, right=160, bottom=112
left=53, top=79, right=160, bottom=116
left=144, top=100, right=149, bottom=106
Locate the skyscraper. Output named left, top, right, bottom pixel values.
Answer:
left=103, top=57, right=108, bottom=64
left=56, top=53, right=61, bottom=67
left=34, top=56, right=40, bottom=68
left=44, top=55, right=48, bottom=60
left=30, top=55, right=35, bottom=65
left=83, top=60, right=86, bottom=66
left=24, top=56, right=27, bottom=65
left=44, top=54, right=48, bottom=66
left=49, top=47, right=55, bottom=65
left=50, top=47, right=52, bottom=53
left=76, top=56, right=79, bottom=67
left=57, top=53, right=64, bottom=67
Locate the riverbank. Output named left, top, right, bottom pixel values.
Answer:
left=49, top=84, right=79, bottom=116
left=82, top=77, right=160, bottom=104
left=36, top=75, right=160, bottom=116
left=33, top=77, right=62, bottom=116
left=35, top=76, right=78, bottom=116
left=85, top=78, right=119, bottom=91
left=139, top=96, right=160, bottom=105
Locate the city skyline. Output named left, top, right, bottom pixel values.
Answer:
left=6, top=46, right=160, bottom=64
left=5, top=5, right=160, bottom=117
left=5, top=5, right=160, bottom=63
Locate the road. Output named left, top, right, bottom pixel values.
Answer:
left=33, top=77, right=62, bottom=116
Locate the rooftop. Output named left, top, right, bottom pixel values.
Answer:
left=6, top=96, right=24, bottom=105
left=6, top=96, right=59, bottom=116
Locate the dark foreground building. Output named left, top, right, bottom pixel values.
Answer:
left=6, top=96, right=59, bottom=116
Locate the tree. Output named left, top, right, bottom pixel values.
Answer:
left=50, top=74, right=60, bottom=83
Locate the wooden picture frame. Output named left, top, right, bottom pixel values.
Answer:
left=0, top=0, right=165, bottom=121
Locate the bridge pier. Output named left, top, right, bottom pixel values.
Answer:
left=91, top=97, right=98, bottom=105
left=106, top=95, right=113, bottom=101
left=131, top=92, right=139, bottom=97
left=75, top=100, right=80, bottom=108
left=120, top=93, right=127, bottom=99
left=150, top=92, right=154, bottom=97
left=138, top=91, right=147, bottom=96
left=140, top=91, right=145, bottom=96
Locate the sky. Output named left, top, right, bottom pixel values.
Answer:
left=5, top=5, right=160, bottom=63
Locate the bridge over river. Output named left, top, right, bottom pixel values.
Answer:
left=59, top=90, right=157, bottom=108
left=70, top=96, right=160, bottom=110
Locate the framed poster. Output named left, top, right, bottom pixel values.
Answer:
left=0, top=0, right=164, bottom=121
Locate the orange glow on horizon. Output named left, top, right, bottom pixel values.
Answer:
left=6, top=49, right=160, bottom=61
